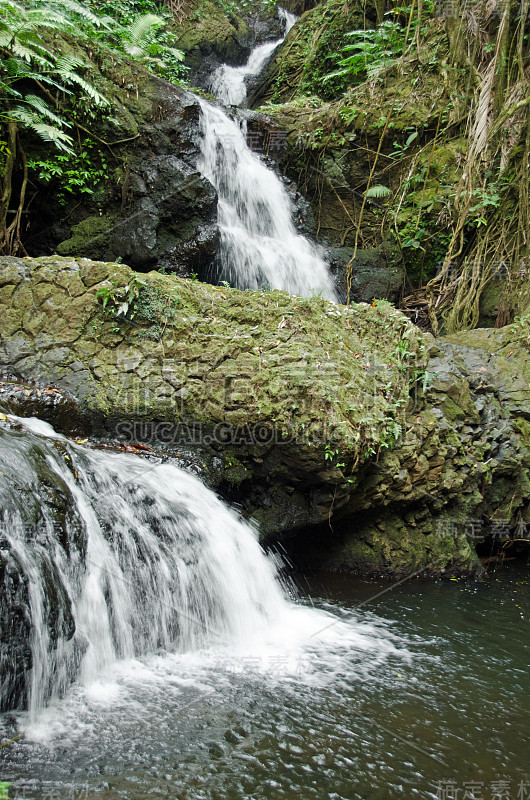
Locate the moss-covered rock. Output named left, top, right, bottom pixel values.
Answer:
left=1, top=256, right=529, bottom=578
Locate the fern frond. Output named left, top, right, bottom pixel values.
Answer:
left=365, top=184, right=391, bottom=199
left=125, top=13, right=164, bottom=46
left=321, top=67, right=349, bottom=83
left=35, top=73, right=71, bottom=93
left=16, top=30, right=55, bottom=57
left=52, top=0, right=104, bottom=26
left=56, top=68, right=109, bottom=105
left=10, top=106, right=74, bottom=151
left=122, top=43, right=144, bottom=58
left=163, top=46, right=185, bottom=61
left=23, top=93, right=71, bottom=126
left=55, top=53, right=86, bottom=72
left=0, top=81, right=22, bottom=97
left=1, top=56, right=29, bottom=76
left=11, top=33, right=54, bottom=66
left=11, top=41, right=43, bottom=62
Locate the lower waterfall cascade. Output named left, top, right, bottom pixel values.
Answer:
left=0, top=415, right=404, bottom=730
left=1, top=410, right=526, bottom=800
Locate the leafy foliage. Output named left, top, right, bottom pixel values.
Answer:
left=365, top=184, right=391, bottom=199
left=27, top=138, right=108, bottom=203
left=96, top=276, right=182, bottom=339
left=322, top=20, right=405, bottom=89
left=0, top=0, right=187, bottom=254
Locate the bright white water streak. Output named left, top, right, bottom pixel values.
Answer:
left=197, top=99, right=337, bottom=299
left=1, top=417, right=411, bottom=742
left=210, top=9, right=297, bottom=106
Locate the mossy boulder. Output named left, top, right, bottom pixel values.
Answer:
left=1, top=256, right=529, bottom=578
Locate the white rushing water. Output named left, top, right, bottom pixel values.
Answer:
left=2, top=416, right=285, bottom=721
left=198, top=9, right=337, bottom=300
left=198, top=102, right=336, bottom=299
left=210, top=9, right=297, bottom=106
left=0, top=416, right=408, bottom=741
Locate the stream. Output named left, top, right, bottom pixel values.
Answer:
left=0, top=9, right=528, bottom=800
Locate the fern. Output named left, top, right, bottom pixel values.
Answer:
left=366, top=184, right=391, bottom=199
left=54, top=54, right=109, bottom=105
left=23, top=93, right=70, bottom=126
left=52, top=0, right=107, bottom=27
left=124, top=13, right=165, bottom=47
left=10, top=106, right=74, bottom=151
left=163, top=46, right=185, bottom=62
left=58, top=70, right=108, bottom=105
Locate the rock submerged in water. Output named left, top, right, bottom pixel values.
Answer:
left=1, top=255, right=529, bottom=577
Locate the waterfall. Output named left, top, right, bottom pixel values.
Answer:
left=210, top=9, right=297, bottom=106
left=0, top=416, right=287, bottom=719
left=198, top=10, right=337, bottom=300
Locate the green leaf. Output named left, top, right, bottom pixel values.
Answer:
left=125, top=13, right=165, bottom=47
left=366, top=184, right=391, bottom=199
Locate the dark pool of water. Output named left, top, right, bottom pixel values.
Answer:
left=1, top=561, right=528, bottom=800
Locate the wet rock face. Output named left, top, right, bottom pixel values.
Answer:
left=328, top=247, right=405, bottom=305
left=30, top=85, right=219, bottom=278
left=1, top=256, right=529, bottom=578
left=0, top=425, right=85, bottom=710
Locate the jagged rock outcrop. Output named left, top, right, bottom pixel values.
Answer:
left=1, top=256, right=529, bottom=577
left=23, top=49, right=219, bottom=277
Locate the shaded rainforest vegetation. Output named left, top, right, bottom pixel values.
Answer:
left=2, top=0, right=530, bottom=334
left=250, top=0, right=530, bottom=332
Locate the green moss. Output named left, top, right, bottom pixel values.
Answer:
left=0, top=256, right=426, bottom=465
left=56, top=215, right=119, bottom=258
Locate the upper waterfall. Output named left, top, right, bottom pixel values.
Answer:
left=197, top=7, right=337, bottom=300
left=210, top=9, right=297, bottom=106
left=197, top=101, right=337, bottom=299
